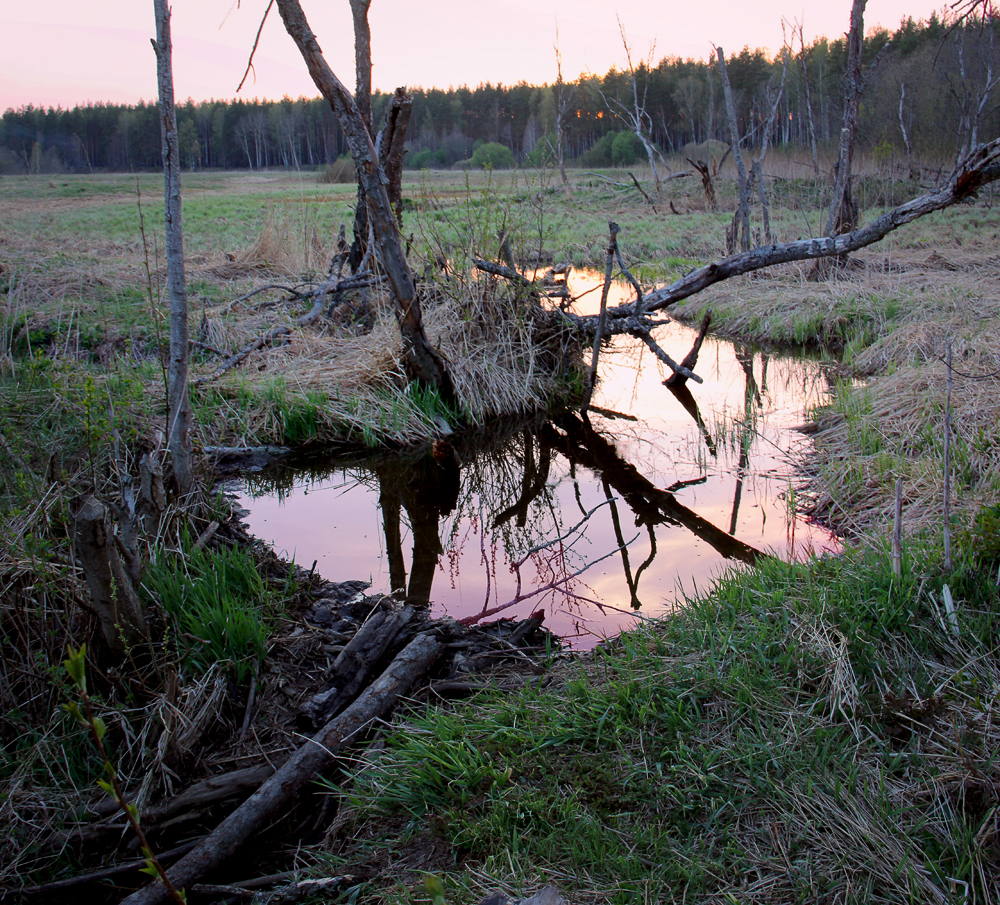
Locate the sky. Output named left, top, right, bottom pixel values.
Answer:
left=1, top=1, right=947, bottom=111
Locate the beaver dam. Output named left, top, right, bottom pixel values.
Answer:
left=237, top=274, right=839, bottom=645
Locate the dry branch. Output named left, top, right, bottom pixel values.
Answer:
left=121, top=631, right=444, bottom=905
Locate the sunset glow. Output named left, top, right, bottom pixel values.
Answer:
left=2, top=0, right=946, bottom=111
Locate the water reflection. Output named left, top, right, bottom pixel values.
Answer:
left=240, top=313, right=839, bottom=646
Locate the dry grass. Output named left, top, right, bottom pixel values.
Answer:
left=201, top=269, right=582, bottom=448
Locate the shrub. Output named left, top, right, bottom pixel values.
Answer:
left=470, top=142, right=515, bottom=170
left=319, top=155, right=355, bottom=184
left=611, top=131, right=645, bottom=166
left=580, top=132, right=617, bottom=167
left=408, top=147, right=446, bottom=170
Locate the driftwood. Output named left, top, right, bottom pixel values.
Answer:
left=121, top=632, right=444, bottom=905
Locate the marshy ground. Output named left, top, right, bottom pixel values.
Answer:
left=2, top=158, right=999, bottom=902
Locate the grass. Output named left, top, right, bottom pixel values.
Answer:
left=141, top=537, right=277, bottom=684
left=325, top=535, right=1000, bottom=904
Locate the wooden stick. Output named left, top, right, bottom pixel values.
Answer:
left=892, top=476, right=903, bottom=577
left=944, top=339, right=953, bottom=571
left=121, top=632, right=443, bottom=905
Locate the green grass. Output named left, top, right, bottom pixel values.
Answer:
left=142, top=537, right=276, bottom=684
left=328, top=536, right=1000, bottom=904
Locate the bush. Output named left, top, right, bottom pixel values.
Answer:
left=319, top=155, right=355, bottom=184
left=408, top=147, right=446, bottom=170
left=612, top=131, right=645, bottom=166
left=470, top=142, right=515, bottom=170
left=580, top=132, right=617, bottom=167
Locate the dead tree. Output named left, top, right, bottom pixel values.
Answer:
left=275, top=0, right=454, bottom=400
left=952, top=12, right=1000, bottom=163
left=604, top=18, right=665, bottom=194
left=347, top=0, right=373, bottom=271
left=152, top=0, right=192, bottom=496
left=378, top=87, right=414, bottom=228
left=716, top=46, right=752, bottom=254
left=793, top=19, right=821, bottom=177
left=812, top=0, right=867, bottom=278
left=552, top=26, right=573, bottom=188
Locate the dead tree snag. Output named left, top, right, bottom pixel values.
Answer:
left=275, top=0, right=454, bottom=401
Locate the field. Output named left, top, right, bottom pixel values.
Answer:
left=2, top=158, right=1000, bottom=902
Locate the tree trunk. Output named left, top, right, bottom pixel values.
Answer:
left=716, top=47, right=751, bottom=254
left=275, top=0, right=454, bottom=400
left=378, top=87, right=413, bottom=228
left=153, top=0, right=192, bottom=497
left=812, top=0, right=866, bottom=279
left=73, top=496, right=148, bottom=658
left=347, top=0, right=374, bottom=272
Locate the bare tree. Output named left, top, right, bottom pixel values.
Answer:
left=604, top=19, right=665, bottom=194
left=152, top=0, right=191, bottom=495
left=552, top=25, right=574, bottom=187
left=825, top=0, right=866, bottom=239
left=715, top=46, right=752, bottom=253
left=951, top=11, right=1000, bottom=162
left=791, top=18, right=821, bottom=176
left=898, top=82, right=916, bottom=179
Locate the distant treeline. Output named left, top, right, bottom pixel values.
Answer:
left=2, top=11, right=997, bottom=176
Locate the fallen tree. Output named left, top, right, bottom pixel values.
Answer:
left=559, top=136, right=1000, bottom=350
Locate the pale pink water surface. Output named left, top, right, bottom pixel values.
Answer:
left=238, top=275, right=840, bottom=647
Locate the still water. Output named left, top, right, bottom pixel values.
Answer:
left=238, top=276, right=840, bottom=647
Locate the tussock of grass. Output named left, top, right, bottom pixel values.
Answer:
left=326, top=541, right=1000, bottom=904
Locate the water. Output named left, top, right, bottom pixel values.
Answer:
left=237, top=274, right=840, bottom=647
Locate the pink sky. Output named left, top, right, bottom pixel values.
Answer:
left=2, top=1, right=944, bottom=111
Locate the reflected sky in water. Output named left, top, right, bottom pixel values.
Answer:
left=238, top=274, right=840, bottom=647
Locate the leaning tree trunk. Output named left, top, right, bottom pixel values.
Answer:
left=275, top=0, right=453, bottom=399
left=153, top=0, right=192, bottom=495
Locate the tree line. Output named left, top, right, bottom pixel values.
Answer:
left=1, top=10, right=996, bottom=177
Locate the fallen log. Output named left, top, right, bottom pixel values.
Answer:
left=121, top=632, right=443, bottom=905
left=299, top=601, right=414, bottom=727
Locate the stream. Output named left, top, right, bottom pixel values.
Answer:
left=237, top=275, right=840, bottom=647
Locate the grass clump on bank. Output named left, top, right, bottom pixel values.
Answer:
left=326, top=538, right=1000, bottom=904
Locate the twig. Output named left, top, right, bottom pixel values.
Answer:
left=631, top=331, right=703, bottom=384
left=236, top=0, right=276, bottom=93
